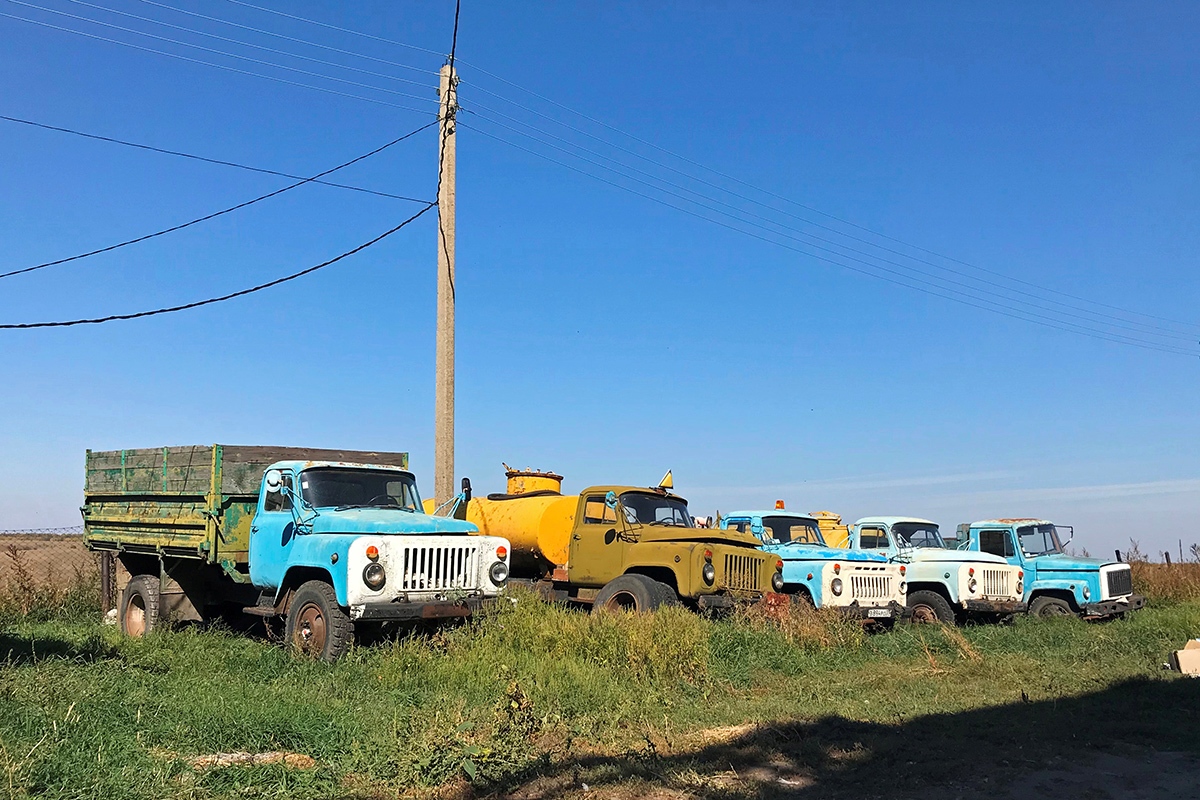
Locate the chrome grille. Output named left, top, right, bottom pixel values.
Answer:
left=981, top=569, right=1010, bottom=597
left=850, top=572, right=891, bottom=600
left=398, top=545, right=479, bottom=591
left=723, top=554, right=762, bottom=592
left=1107, top=568, right=1132, bottom=597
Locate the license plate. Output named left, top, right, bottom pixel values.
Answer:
left=867, top=608, right=892, bottom=618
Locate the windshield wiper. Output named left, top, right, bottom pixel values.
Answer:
left=334, top=503, right=416, bottom=512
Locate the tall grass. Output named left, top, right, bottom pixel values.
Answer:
left=1131, top=562, right=1200, bottom=604
left=0, top=543, right=101, bottom=624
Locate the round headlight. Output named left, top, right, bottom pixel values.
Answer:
left=702, top=562, right=716, bottom=585
left=899, top=581, right=907, bottom=594
left=489, top=561, right=509, bottom=585
left=363, top=562, right=386, bottom=591
left=1082, top=585, right=1091, bottom=600
left=771, top=571, right=784, bottom=592
left=1016, top=581, right=1024, bottom=595
left=831, top=577, right=843, bottom=596
left=968, top=578, right=977, bottom=593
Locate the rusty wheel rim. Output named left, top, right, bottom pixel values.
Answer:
left=1039, top=602, right=1070, bottom=618
left=126, top=594, right=146, bottom=637
left=910, top=604, right=939, bottom=624
left=294, top=602, right=327, bottom=655
left=603, top=590, right=640, bottom=612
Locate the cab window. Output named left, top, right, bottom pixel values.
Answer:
left=263, top=474, right=293, bottom=512
left=979, top=529, right=1015, bottom=558
left=858, top=527, right=889, bottom=549
left=725, top=518, right=750, bottom=534
left=582, top=496, right=617, bottom=525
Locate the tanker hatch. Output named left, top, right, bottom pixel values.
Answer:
left=501, top=463, right=563, bottom=495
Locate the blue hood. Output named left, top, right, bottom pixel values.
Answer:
left=1028, top=552, right=1116, bottom=571
left=309, top=508, right=478, bottom=536
left=762, top=543, right=890, bottom=563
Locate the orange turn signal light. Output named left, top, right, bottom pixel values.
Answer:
left=969, top=567, right=975, bottom=577
left=496, top=545, right=508, bottom=560
left=703, top=549, right=713, bottom=561
left=776, top=559, right=784, bottom=570
left=900, top=565, right=906, bottom=576
left=833, top=563, right=841, bottom=574
left=365, top=545, right=379, bottom=561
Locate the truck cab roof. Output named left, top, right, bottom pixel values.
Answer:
left=723, top=510, right=821, bottom=523
left=269, top=459, right=414, bottom=475
left=969, top=518, right=1055, bottom=528
left=854, top=516, right=939, bottom=527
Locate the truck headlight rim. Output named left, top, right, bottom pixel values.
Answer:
left=363, top=562, right=386, bottom=591
left=701, top=562, right=716, bottom=585
left=831, top=577, right=843, bottom=596
left=968, top=578, right=977, bottom=593
left=771, top=570, right=784, bottom=592
left=489, top=560, right=509, bottom=586
left=1082, top=585, right=1091, bottom=600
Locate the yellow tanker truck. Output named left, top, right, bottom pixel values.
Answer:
left=462, top=467, right=783, bottom=612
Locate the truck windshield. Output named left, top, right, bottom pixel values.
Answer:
left=761, top=516, right=826, bottom=545
left=300, top=468, right=421, bottom=511
left=892, top=522, right=945, bottom=549
left=1018, top=524, right=1063, bottom=556
left=620, top=492, right=693, bottom=527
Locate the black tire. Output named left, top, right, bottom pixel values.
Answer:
left=285, top=580, right=354, bottom=662
left=1029, top=595, right=1074, bottom=619
left=906, top=589, right=957, bottom=625
left=592, top=574, right=669, bottom=613
left=121, top=575, right=162, bottom=637
left=651, top=579, right=681, bottom=608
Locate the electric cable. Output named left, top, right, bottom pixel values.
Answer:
left=6, top=1, right=440, bottom=106
left=0, top=202, right=435, bottom=328
left=463, top=112, right=1195, bottom=346
left=0, top=113, right=428, bottom=203
left=461, top=121, right=1197, bottom=357
left=0, top=10, right=431, bottom=115
left=0, top=118, right=438, bottom=280
left=435, top=0, right=460, bottom=300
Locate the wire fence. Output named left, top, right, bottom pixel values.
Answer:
left=0, top=528, right=114, bottom=618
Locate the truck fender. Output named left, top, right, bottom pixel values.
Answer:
left=1027, top=586, right=1080, bottom=611
left=906, top=582, right=954, bottom=606
left=276, top=566, right=339, bottom=612
left=623, top=566, right=681, bottom=598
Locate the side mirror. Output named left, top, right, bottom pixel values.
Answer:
left=604, top=491, right=618, bottom=509
left=264, top=469, right=283, bottom=493
left=750, top=524, right=764, bottom=535
left=461, top=477, right=472, bottom=502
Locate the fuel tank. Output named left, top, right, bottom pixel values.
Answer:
left=466, top=467, right=577, bottom=571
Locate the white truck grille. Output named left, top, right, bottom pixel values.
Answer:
left=399, top=544, right=480, bottom=591
left=851, top=573, right=892, bottom=600
left=981, top=568, right=1011, bottom=597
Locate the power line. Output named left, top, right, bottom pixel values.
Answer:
left=460, top=121, right=1197, bottom=357
left=188, top=0, right=1198, bottom=336
left=136, top=0, right=437, bottom=77
left=7, top=0, right=440, bottom=106
left=462, top=112, right=1195, bottom=348
left=59, top=0, right=437, bottom=93
left=0, top=10, right=430, bottom=115
left=0, top=202, right=435, bottom=329
left=0, top=113, right=428, bottom=204
left=0, top=118, right=438, bottom=280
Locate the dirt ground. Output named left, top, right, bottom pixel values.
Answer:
left=0, top=534, right=96, bottom=586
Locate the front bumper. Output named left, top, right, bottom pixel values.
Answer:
left=962, top=599, right=1027, bottom=615
left=1084, top=593, right=1146, bottom=618
left=832, top=600, right=906, bottom=621
left=349, top=597, right=485, bottom=621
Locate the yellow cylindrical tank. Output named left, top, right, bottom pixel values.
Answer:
left=810, top=510, right=850, bottom=548
left=467, top=467, right=576, bottom=569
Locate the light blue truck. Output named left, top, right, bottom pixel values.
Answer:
left=83, top=445, right=512, bottom=660
left=721, top=508, right=906, bottom=622
left=846, top=517, right=1026, bottom=624
left=953, top=518, right=1145, bottom=619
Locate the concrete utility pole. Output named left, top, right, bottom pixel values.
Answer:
left=434, top=63, right=458, bottom=504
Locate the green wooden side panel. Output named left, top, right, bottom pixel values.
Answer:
left=83, top=444, right=409, bottom=566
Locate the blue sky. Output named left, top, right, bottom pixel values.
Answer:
left=1, top=1, right=1197, bottom=559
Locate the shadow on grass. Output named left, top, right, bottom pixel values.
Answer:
left=0, top=632, right=118, bottom=665
left=507, top=677, right=1200, bottom=799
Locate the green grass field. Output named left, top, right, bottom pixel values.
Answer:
left=2, top=584, right=1200, bottom=799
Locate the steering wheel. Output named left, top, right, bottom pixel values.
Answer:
left=365, top=494, right=399, bottom=507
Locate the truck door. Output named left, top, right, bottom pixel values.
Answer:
left=248, top=470, right=297, bottom=590
left=978, top=528, right=1018, bottom=566
left=568, top=494, right=622, bottom=587
left=857, top=525, right=892, bottom=557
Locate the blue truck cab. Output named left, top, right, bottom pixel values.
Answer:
left=955, top=519, right=1146, bottom=619
left=722, top=508, right=906, bottom=622
left=847, top=517, right=1026, bottom=624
